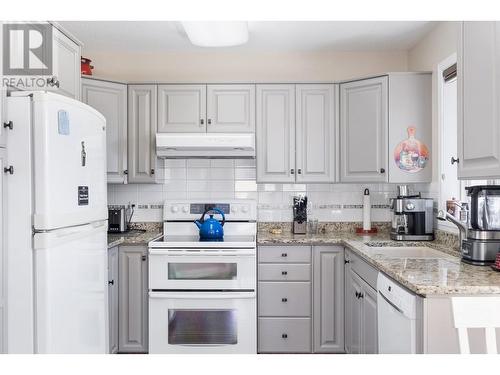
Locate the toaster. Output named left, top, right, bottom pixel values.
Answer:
left=108, top=207, right=128, bottom=233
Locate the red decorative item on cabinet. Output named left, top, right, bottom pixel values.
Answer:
left=492, top=251, right=500, bottom=272
left=81, top=57, right=94, bottom=76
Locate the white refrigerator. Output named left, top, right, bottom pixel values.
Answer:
left=6, top=92, right=108, bottom=353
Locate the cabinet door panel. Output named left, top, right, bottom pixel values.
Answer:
left=128, top=85, right=157, bottom=183
left=52, top=28, right=81, bottom=100
left=345, top=266, right=363, bottom=354
left=361, top=280, right=378, bottom=354
left=207, top=84, right=255, bottom=133
left=118, top=246, right=148, bottom=353
left=313, top=246, right=344, bottom=353
left=296, top=84, right=336, bottom=183
left=256, top=85, right=296, bottom=183
left=107, top=246, right=119, bottom=354
left=340, top=77, right=388, bottom=182
left=0, top=149, right=5, bottom=353
left=158, top=85, right=206, bottom=133
left=82, top=79, right=128, bottom=183
left=458, top=21, right=500, bottom=178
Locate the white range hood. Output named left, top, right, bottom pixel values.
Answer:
left=156, top=133, right=255, bottom=159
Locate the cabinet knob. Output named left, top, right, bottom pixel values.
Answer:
left=281, top=297, right=288, bottom=302
left=281, top=333, right=288, bottom=339
left=344, top=259, right=350, bottom=264
left=3, top=166, right=13, bottom=175
left=123, top=169, right=128, bottom=175
left=207, top=119, right=212, bottom=125
left=359, top=293, right=364, bottom=299
left=3, top=121, right=13, bottom=130
left=141, top=255, right=147, bottom=261
left=297, top=168, right=302, bottom=174
left=380, top=168, right=385, bottom=174
left=290, top=168, right=295, bottom=175
left=281, top=253, right=288, bottom=257
left=200, top=119, right=204, bottom=125
left=451, top=157, right=460, bottom=165
left=151, top=169, right=155, bottom=175
left=108, top=279, right=114, bottom=285
left=281, top=271, right=288, bottom=275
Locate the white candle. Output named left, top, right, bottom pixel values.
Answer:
left=363, top=188, right=371, bottom=231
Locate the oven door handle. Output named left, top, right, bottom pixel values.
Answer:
left=149, top=291, right=256, bottom=299
left=148, top=249, right=256, bottom=256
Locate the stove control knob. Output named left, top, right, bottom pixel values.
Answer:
left=231, top=206, right=238, bottom=213
left=182, top=205, right=189, bottom=213
left=405, top=203, right=415, bottom=211
left=171, top=205, right=179, bottom=213
left=241, top=205, right=249, bottom=213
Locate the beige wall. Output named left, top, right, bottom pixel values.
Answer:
left=407, top=22, right=460, bottom=202
left=86, top=50, right=408, bottom=83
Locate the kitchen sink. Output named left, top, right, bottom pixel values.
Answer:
left=363, top=245, right=453, bottom=259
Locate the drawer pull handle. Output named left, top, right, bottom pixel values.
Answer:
left=281, top=297, right=288, bottom=302
left=281, top=333, right=288, bottom=339
left=281, top=271, right=288, bottom=275
left=281, top=253, right=288, bottom=257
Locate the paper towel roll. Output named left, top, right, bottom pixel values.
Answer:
left=363, top=188, right=371, bottom=231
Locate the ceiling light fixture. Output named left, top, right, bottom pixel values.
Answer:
left=181, top=21, right=249, bottom=47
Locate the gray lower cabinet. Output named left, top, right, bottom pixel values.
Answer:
left=108, top=246, right=119, bottom=354
left=344, top=249, right=378, bottom=354
left=257, top=245, right=312, bottom=353
left=313, top=246, right=344, bottom=353
left=118, top=245, right=148, bottom=353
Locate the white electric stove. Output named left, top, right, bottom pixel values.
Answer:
left=148, top=200, right=257, bottom=354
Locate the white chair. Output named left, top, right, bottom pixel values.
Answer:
left=451, top=296, right=500, bottom=354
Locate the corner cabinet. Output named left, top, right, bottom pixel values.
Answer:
left=118, top=246, right=148, bottom=353
left=128, top=85, right=158, bottom=184
left=458, top=21, right=500, bottom=179
left=313, top=246, right=344, bottom=353
left=340, top=76, right=388, bottom=182
left=256, top=84, right=336, bottom=183
left=340, top=74, right=431, bottom=183
left=82, top=78, right=128, bottom=183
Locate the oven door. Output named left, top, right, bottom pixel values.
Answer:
left=149, top=249, right=256, bottom=290
left=149, top=291, right=256, bottom=354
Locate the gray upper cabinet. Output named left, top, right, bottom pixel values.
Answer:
left=313, top=246, right=344, bottom=353
left=340, top=76, right=388, bottom=183
left=82, top=78, right=128, bottom=183
left=207, top=84, right=255, bottom=133
left=118, top=246, right=148, bottom=353
left=128, top=85, right=157, bottom=183
left=107, top=246, right=119, bottom=354
left=256, top=84, right=296, bottom=183
left=458, top=21, right=500, bottom=179
left=158, top=85, right=206, bottom=133
left=295, top=84, right=336, bottom=183
left=52, top=27, right=81, bottom=100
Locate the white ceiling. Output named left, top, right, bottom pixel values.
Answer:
left=59, top=21, right=436, bottom=53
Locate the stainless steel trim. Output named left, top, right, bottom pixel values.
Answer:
left=467, top=229, right=500, bottom=240
left=390, top=233, right=434, bottom=241
left=378, top=291, right=404, bottom=314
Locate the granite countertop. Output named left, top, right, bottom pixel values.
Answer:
left=258, top=231, right=500, bottom=297
left=107, top=229, right=162, bottom=248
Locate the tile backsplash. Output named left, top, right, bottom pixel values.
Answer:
left=107, top=159, right=426, bottom=222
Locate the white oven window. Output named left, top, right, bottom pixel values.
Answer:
left=168, top=309, right=238, bottom=345
left=168, top=263, right=237, bottom=280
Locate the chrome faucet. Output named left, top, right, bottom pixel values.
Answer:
left=436, top=210, right=468, bottom=244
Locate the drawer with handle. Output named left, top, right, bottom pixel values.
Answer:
left=258, top=246, right=311, bottom=263
left=258, top=318, right=311, bottom=353
left=258, top=282, right=311, bottom=317
left=258, top=264, right=311, bottom=282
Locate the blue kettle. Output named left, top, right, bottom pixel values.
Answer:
left=194, top=208, right=225, bottom=241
